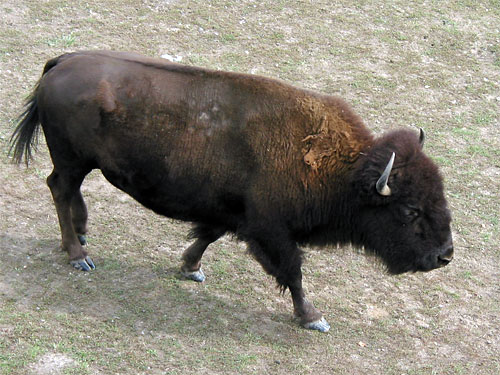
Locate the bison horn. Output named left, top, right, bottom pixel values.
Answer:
left=376, top=152, right=395, bottom=196
left=419, top=128, right=425, bottom=148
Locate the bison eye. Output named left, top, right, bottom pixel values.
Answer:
left=402, top=205, right=420, bottom=221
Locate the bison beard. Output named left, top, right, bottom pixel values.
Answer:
left=10, top=51, right=453, bottom=332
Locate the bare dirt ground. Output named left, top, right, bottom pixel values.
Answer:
left=1, top=1, right=499, bottom=374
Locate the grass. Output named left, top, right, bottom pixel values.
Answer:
left=1, top=0, right=499, bottom=374
left=46, top=33, right=77, bottom=48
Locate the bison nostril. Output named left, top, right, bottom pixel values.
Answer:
left=437, top=246, right=454, bottom=265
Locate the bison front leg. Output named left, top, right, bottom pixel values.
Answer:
left=289, top=282, right=330, bottom=332
left=248, top=237, right=330, bottom=332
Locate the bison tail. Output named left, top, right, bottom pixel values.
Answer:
left=9, top=56, right=61, bottom=166
left=9, top=86, right=41, bottom=165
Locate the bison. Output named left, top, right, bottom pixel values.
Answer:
left=10, top=51, right=453, bottom=332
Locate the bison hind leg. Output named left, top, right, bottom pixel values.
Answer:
left=77, top=234, right=87, bottom=246
left=47, top=167, right=94, bottom=271
left=70, top=256, right=96, bottom=271
left=181, top=224, right=226, bottom=282
left=71, top=190, right=89, bottom=244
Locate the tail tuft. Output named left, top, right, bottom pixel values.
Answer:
left=9, top=54, right=67, bottom=166
left=9, top=84, right=41, bottom=166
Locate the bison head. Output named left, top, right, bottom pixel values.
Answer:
left=353, top=129, right=453, bottom=274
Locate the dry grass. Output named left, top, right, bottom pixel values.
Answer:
left=1, top=1, right=499, bottom=374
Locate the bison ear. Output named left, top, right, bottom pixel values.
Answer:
left=419, top=128, right=425, bottom=149
left=376, top=152, right=395, bottom=196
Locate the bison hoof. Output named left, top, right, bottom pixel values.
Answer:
left=181, top=268, right=206, bottom=282
left=303, top=317, right=330, bottom=333
left=77, top=235, right=87, bottom=246
left=70, top=256, right=95, bottom=272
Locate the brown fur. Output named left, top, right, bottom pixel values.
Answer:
left=10, top=51, right=452, bottom=331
